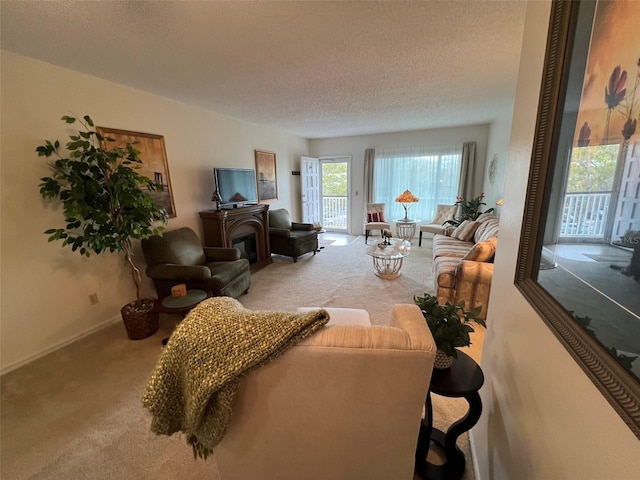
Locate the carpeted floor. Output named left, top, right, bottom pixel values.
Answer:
left=538, top=244, right=640, bottom=358
left=0, top=234, right=482, bottom=480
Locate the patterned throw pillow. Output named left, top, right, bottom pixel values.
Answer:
left=451, top=220, right=481, bottom=241
left=367, top=211, right=385, bottom=222
left=475, top=212, right=496, bottom=223
left=461, top=237, right=497, bottom=262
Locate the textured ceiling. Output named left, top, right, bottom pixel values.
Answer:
left=1, top=1, right=527, bottom=139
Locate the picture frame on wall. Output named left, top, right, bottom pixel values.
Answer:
left=255, top=150, right=278, bottom=202
left=97, top=127, right=176, bottom=218
left=515, top=0, right=640, bottom=439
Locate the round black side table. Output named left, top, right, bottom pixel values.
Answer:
left=415, top=350, right=484, bottom=480
left=155, top=289, right=208, bottom=345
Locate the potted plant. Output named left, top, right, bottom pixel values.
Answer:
left=446, top=193, right=494, bottom=226
left=414, top=292, right=486, bottom=369
left=37, top=114, right=168, bottom=340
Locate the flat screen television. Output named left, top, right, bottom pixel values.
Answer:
left=213, top=168, right=259, bottom=208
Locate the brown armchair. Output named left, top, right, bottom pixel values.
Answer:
left=268, top=209, right=318, bottom=262
left=141, top=227, right=251, bottom=299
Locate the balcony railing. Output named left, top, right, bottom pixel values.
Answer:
left=322, top=196, right=347, bottom=230
left=560, top=192, right=611, bottom=238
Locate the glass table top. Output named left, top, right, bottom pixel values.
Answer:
left=366, top=239, right=411, bottom=259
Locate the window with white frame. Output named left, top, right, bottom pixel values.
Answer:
left=374, top=145, right=462, bottom=221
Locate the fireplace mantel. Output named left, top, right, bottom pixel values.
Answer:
left=199, top=204, right=272, bottom=272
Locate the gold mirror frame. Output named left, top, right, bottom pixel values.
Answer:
left=515, top=0, right=640, bottom=439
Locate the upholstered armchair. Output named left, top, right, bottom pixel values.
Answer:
left=419, top=204, right=457, bottom=246
left=141, top=227, right=251, bottom=298
left=213, top=304, right=437, bottom=480
left=364, top=203, right=391, bottom=244
left=268, top=208, right=318, bottom=262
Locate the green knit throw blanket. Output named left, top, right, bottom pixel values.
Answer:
left=141, top=296, right=329, bottom=459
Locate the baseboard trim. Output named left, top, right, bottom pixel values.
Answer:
left=0, top=315, right=122, bottom=376
left=469, top=429, right=481, bottom=480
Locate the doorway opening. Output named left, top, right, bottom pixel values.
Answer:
left=320, top=158, right=350, bottom=232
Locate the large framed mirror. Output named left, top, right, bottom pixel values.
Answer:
left=516, top=0, right=640, bottom=438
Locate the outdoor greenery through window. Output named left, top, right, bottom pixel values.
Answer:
left=374, top=145, right=462, bottom=221
left=321, top=160, right=348, bottom=230
left=561, top=144, right=619, bottom=238
left=567, top=144, right=619, bottom=192
left=322, top=162, right=348, bottom=196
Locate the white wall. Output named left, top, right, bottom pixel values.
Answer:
left=482, top=109, right=513, bottom=218
left=0, top=51, right=308, bottom=373
left=472, top=2, right=640, bottom=479
left=309, top=125, right=490, bottom=234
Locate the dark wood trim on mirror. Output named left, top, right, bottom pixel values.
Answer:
left=515, top=0, right=640, bottom=440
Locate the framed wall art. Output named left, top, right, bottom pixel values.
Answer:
left=515, top=0, right=640, bottom=439
left=97, top=127, right=176, bottom=217
left=255, top=150, right=278, bottom=202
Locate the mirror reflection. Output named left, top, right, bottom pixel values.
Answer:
left=535, top=0, right=640, bottom=381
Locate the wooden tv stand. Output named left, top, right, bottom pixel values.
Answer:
left=199, top=204, right=272, bottom=272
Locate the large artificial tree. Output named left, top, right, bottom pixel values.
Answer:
left=37, top=114, right=168, bottom=338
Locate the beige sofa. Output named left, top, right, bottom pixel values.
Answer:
left=432, top=213, right=499, bottom=319
left=213, top=304, right=437, bottom=480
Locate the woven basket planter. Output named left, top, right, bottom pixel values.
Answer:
left=121, top=299, right=159, bottom=340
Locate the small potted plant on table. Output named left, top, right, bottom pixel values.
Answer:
left=414, top=293, right=486, bottom=369
left=37, top=114, right=168, bottom=339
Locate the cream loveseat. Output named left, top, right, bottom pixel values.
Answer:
left=432, top=213, right=499, bottom=319
left=213, top=305, right=437, bottom=480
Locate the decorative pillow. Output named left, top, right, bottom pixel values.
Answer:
left=367, top=211, right=386, bottom=222
left=443, top=226, right=457, bottom=236
left=475, top=212, right=496, bottom=223
left=461, top=237, right=497, bottom=262
left=451, top=220, right=481, bottom=241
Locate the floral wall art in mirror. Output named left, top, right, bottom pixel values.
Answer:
left=97, top=127, right=176, bottom=217
left=516, top=0, right=640, bottom=438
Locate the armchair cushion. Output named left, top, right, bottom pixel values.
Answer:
left=145, top=264, right=212, bottom=281
left=430, top=204, right=457, bottom=225
left=269, top=208, right=293, bottom=230
left=203, top=247, right=241, bottom=262
left=291, top=222, right=313, bottom=231
left=142, top=228, right=207, bottom=266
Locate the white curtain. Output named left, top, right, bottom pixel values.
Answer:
left=373, top=144, right=462, bottom=222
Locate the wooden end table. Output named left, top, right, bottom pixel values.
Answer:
left=155, top=289, right=209, bottom=345
left=415, top=350, right=484, bottom=480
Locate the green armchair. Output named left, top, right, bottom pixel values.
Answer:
left=268, top=209, right=318, bottom=262
left=141, top=227, right=251, bottom=299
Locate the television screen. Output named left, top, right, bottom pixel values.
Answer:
left=214, top=168, right=258, bottom=207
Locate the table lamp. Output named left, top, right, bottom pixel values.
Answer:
left=211, top=190, right=222, bottom=210
left=395, top=190, right=419, bottom=221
